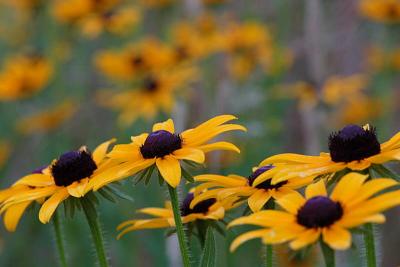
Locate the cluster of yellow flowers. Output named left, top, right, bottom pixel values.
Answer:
left=1, top=114, right=400, bottom=266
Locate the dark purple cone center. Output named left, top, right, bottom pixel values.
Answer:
left=143, top=76, right=159, bottom=92
left=328, top=124, right=381, bottom=163
left=297, top=196, right=343, bottom=228
left=248, top=165, right=286, bottom=190
left=180, top=192, right=216, bottom=216
left=51, top=150, right=97, bottom=187
left=140, top=130, right=182, bottom=159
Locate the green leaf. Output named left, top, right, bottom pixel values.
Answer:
left=158, top=170, right=165, bottom=186
left=181, top=167, right=195, bottom=183
left=144, top=165, right=156, bottom=185
left=327, top=168, right=349, bottom=188
left=104, top=185, right=134, bottom=202
left=135, top=168, right=150, bottom=185
left=98, top=188, right=116, bottom=203
left=371, top=164, right=400, bottom=181
left=164, top=228, right=177, bottom=237
left=199, top=228, right=216, bottom=267
left=209, top=221, right=226, bottom=237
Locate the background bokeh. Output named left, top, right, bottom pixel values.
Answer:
left=0, top=0, right=399, bottom=266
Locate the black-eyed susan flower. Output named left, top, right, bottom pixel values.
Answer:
left=0, top=54, right=52, bottom=101
left=192, top=165, right=314, bottom=212
left=0, top=139, right=116, bottom=224
left=229, top=173, right=400, bottom=251
left=96, top=68, right=196, bottom=127
left=15, top=100, right=77, bottom=135
left=256, top=124, right=400, bottom=185
left=359, top=0, right=400, bottom=23
left=89, top=115, right=246, bottom=189
left=117, top=191, right=235, bottom=239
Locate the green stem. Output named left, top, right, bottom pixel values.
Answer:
left=52, top=211, right=68, bottom=267
left=364, top=223, right=377, bottom=267
left=167, top=185, right=191, bottom=267
left=81, top=198, right=109, bottom=267
left=320, top=240, right=335, bottom=267
left=265, top=244, right=273, bottom=267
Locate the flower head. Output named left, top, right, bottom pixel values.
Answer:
left=229, top=173, right=400, bottom=251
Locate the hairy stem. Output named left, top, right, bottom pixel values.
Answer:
left=52, top=211, right=68, bottom=267
left=364, top=223, right=377, bottom=267
left=320, top=240, right=335, bottom=267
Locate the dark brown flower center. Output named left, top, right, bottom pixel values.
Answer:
left=143, top=76, right=159, bottom=92
left=140, top=130, right=182, bottom=159
left=51, top=149, right=97, bottom=187
left=180, top=192, right=216, bottom=216
left=328, top=124, right=381, bottom=163
left=297, top=196, right=343, bottom=228
left=248, top=165, right=286, bottom=190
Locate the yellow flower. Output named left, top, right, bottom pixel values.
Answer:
left=89, top=115, right=246, bottom=189
left=256, top=124, right=400, bottom=184
left=0, top=139, right=116, bottom=226
left=15, top=100, right=77, bottom=135
left=139, top=0, right=174, bottom=8
left=334, top=97, right=382, bottom=125
left=97, top=68, right=196, bottom=127
left=0, top=54, right=52, bottom=101
left=192, top=165, right=314, bottom=213
left=79, top=6, right=141, bottom=38
left=0, top=141, right=11, bottom=169
left=94, top=38, right=174, bottom=81
left=117, top=191, right=236, bottom=239
left=321, top=74, right=367, bottom=105
left=359, top=0, right=400, bottom=23
left=272, top=81, right=318, bottom=108
left=229, top=173, right=400, bottom=251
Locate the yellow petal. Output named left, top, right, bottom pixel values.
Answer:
left=248, top=190, right=271, bottom=212
left=346, top=160, right=371, bottom=170
left=13, top=174, right=54, bottom=187
left=4, top=201, right=31, bottom=232
left=197, top=142, right=240, bottom=153
left=190, top=189, right=219, bottom=209
left=117, top=218, right=171, bottom=239
left=156, top=156, right=181, bottom=188
left=138, top=207, right=173, bottom=218
left=194, top=174, right=247, bottom=187
left=92, top=138, right=116, bottom=164
left=230, top=229, right=272, bottom=251
left=183, top=124, right=246, bottom=147
left=330, top=173, right=368, bottom=203
left=261, top=153, right=330, bottom=165
left=130, top=133, right=148, bottom=146
left=152, top=119, right=175, bottom=133
left=322, top=226, right=351, bottom=250
left=289, top=229, right=320, bottom=250
left=349, top=190, right=400, bottom=217
left=173, top=148, right=205, bottom=163
left=305, top=180, right=327, bottom=199
left=276, top=191, right=305, bottom=214
left=39, top=188, right=69, bottom=224
left=368, top=149, right=400, bottom=164
left=67, top=178, right=89, bottom=198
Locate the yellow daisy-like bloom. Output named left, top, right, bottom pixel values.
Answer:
left=191, top=165, right=314, bottom=213
left=79, top=6, right=141, bottom=39
left=229, top=173, right=400, bottom=251
left=255, top=124, right=400, bottom=185
left=0, top=54, right=52, bottom=101
left=0, top=139, right=115, bottom=226
left=16, top=100, right=77, bottom=135
left=89, top=115, right=246, bottom=189
left=96, top=68, right=196, bottom=127
left=359, top=0, right=400, bottom=23
left=117, top=191, right=235, bottom=239
left=321, top=74, right=367, bottom=105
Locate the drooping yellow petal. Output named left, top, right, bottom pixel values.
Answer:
left=261, top=153, right=331, bottom=165
left=117, top=218, right=171, bottom=239
left=248, top=190, right=271, bottom=212
left=196, top=142, right=241, bottom=153
left=381, top=132, right=400, bottom=152
left=338, top=214, right=385, bottom=228
left=67, top=178, right=89, bottom=198
left=194, top=174, right=247, bottom=187
left=38, top=188, right=69, bottom=224
left=368, top=148, right=400, bottom=164
left=289, top=229, right=320, bottom=250
left=152, top=119, right=175, bottom=133
left=322, top=226, right=351, bottom=250
left=230, top=229, right=272, bottom=251
left=346, top=160, right=371, bottom=170
left=138, top=207, right=173, bottom=218
left=305, top=180, right=327, bottom=199
left=173, top=148, right=205, bottom=163
left=330, top=173, right=368, bottom=203
left=92, top=138, right=116, bottom=164
left=13, top=174, right=54, bottom=187
left=190, top=189, right=219, bottom=209
left=3, top=201, right=31, bottom=232
left=349, top=190, right=400, bottom=217
left=156, top=156, right=181, bottom=188
left=276, top=191, right=305, bottom=214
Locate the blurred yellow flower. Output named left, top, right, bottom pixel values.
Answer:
left=334, top=97, right=382, bottom=125
left=321, top=74, right=367, bottom=105
left=97, top=68, right=197, bottom=126
left=139, top=0, right=174, bottom=8
left=359, top=0, right=400, bottom=23
left=272, top=81, right=318, bottom=108
left=0, top=141, right=11, bottom=169
left=16, top=100, right=77, bottom=135
left=0, top=54, right=52, bottom=101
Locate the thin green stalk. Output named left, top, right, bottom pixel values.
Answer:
left=320, top=240, right=335, bottom=267
left=265, top=244, right=273, bottom=267
left=52, top=211, right=68, bottom=267
left=81, top=198, right=109, bottom=267
left=167, top=185, right=191, bottom=267
left=364, top=223, right=377, bottom=267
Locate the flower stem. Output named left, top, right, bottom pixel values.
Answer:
left=320, top=240, right=335, bottom=267
left=364, top=223, right=377, bottom=267
left=167, top=185, right=191, bottom=267
left=81, top=198, right=109, bottom=267
left=52, top=211, right=68, bottom=267
left=265, top=244, right=273, bottom=267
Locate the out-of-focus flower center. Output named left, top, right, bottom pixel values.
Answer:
left=51, top=149, right=97, bottom=187
left=297, top=196, right=343, bottom=228
left=328, top=124, right=381, bottom=163
left=248, top=165, right=286, bottom=190
left=180, top=192, right=216, bottom=216
left=130, top=55, right=144, bottom=67
left=140, top=130, right=182, bottom=159
left=143, top=76, right=159, bottom=92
